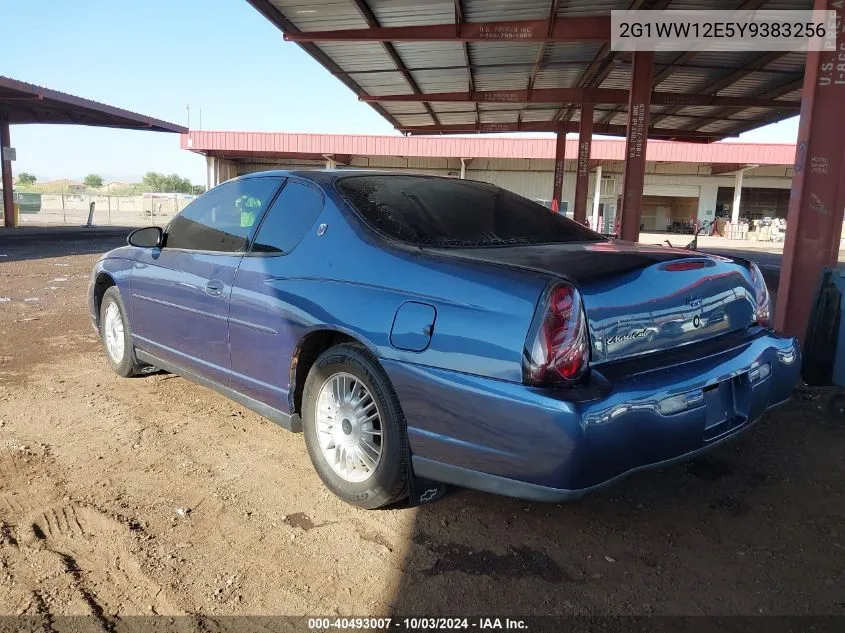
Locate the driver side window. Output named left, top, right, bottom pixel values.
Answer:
left=165, top=177, right=283, bottom=252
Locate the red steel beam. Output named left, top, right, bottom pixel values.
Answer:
left=357, top=104, right=767, bottom=126
left=619, top=51, right=654, bottom=242
left=595, top=107, right=773, bottom=126
left=573, top=104, right=593, bottom=225
left=361, top=89, right=799, bottom=110
left=284, top=17, right=611, bottom=42
left=1, top=116, right=14, bottom=228
left=552, top=129, right=567, bottom=213
left=364, top=88, right=624, bottom=103
left=343, top=60, right=801, bottom=77
left=398, top=120, right=726, bottom=140
left=775, top=0, right=845, bottom=342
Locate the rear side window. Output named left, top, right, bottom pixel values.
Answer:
left=166, top=178, right=282, bottom=252
left=337, top=175, right=603, bottom=247
left=251, top=181, right=324, bottom=254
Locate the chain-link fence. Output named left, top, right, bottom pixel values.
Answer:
left=15, top=193, right=196, bottom=227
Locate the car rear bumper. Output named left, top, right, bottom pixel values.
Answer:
left=381, top=330, right=800, bottom=501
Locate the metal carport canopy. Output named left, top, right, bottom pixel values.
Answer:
left=0, top=76, right=188, bottom=132
left=245, top=0, right=809, bottom=141
left=0, top=75, right=187, bottom=229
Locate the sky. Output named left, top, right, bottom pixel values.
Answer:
left=1, top=0, right=800, bottom=185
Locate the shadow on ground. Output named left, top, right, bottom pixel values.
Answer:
left=387, top=386, right=845, bottom=616
left=0, top=227, right=132, bottom=262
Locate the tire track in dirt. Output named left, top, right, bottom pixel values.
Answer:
left=14, top=502, right=183, bottom=618
left=0, top=421, right=184, bottom=619
left=0, top=442, right=21, bottom=480
left=33, top=505, right=86, bottom=540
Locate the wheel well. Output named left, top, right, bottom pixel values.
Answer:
left=290, top=330, right=357, bottom=416
left=93, top=273, right=117, bottom=325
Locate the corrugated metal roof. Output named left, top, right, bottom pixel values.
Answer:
left=0, top=75, right=186, bottom=132
left=247, top=0, right=811, bottom=139
left=533, top=66, right=587, bottom=89
left=409, top=68, right=469, bottom=93
left=391, top=41, right=465, bottom=67
left=474, top=65, right=534, bottom=91
left=317, top=42, right=396, bottom=72
left=350, top=71, right=411, bottom=96
left=463, top=0, right=554, bottom=22
left=269, top=0, right=369, bottom=30
left=557, top=0, right=628, bottom=16
left=368, top=0, right=455, bottom=26
left=183, top=130, right=798, bottom=164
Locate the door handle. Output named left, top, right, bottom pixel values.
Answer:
left=205, top=280, right=224, bottom=297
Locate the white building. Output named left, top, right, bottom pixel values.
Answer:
left=182, top=131, right=795, bottom=234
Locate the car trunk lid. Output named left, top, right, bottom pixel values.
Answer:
left=425, top=240, right=758, bottom=364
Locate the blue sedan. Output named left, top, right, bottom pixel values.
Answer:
left=89, top=171, right=800, bottom=508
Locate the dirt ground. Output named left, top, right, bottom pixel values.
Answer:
left=0, top=229, right=843, bottom=623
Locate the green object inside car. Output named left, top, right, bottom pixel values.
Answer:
left=236, top=194, right=263, bottom=228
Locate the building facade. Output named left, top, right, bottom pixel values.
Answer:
left=182, top=132, right=795, bottom=233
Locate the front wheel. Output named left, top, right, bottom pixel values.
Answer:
left=99, top=286, right=142, bottom=378
left=302, top=343, right=408, bottom=509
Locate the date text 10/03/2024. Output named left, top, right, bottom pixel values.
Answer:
left=307, top=617, right=529, bottom=630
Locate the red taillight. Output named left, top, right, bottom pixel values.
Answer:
left=523, top=283, right=590, bottom=385
left=664, top=261, right=706, bottom=272
left=749, top=262, right=772, bottom=328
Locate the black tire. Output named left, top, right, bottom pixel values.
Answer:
left=302, top=343, right=409, bottom=509
left=99, top=286, right=142, bottom=378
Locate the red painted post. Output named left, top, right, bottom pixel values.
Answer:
left=774, top=0, right=845, bottom=341
left=619, top=50, right=654, bottom=242
left=1, top=117, right=14, bottom=229
left=551, top=129, right=566, bottom=213
left=573, top=104, right=593, bottom=224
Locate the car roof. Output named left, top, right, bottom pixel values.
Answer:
left=231, top=169, right=475, bottom=186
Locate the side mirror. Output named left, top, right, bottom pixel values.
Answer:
left=127, top=226, right=163, bottom=248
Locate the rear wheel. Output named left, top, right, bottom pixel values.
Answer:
left=302, top=343, right=408, bottom=509
left=99, top=286, right=142, bottom=378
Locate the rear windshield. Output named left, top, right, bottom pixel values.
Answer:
left=337, top=175, right=604, bottom=247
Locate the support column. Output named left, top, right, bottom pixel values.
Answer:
left=731, top=169, right=744, bottom=225
left=574, top=104, right=593, bottom=224
left=619, top=50, right=654, bottom=242
left=206, top=155, right=216, bottom=190
left=591, top=164, right=603, bottom=231
left=696, top=182, right=719, bottom=223
left=460, top=158, right=467, bottom=179
left=1, top=117, right=14, bottom=229
left=775, top=0, right=845, bottom=340
left=551, top=129, right=566, bottom=213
